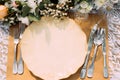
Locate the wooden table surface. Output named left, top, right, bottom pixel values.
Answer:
left=7, top=14, right=110, bottom=80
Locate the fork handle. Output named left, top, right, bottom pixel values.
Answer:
left=13, top=44, right=18, bottom=74
left=14, top=44, right=17, bottom=60
left=18, top=48, right=24, bottom=74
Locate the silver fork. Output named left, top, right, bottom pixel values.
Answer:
left=17, top=23, right=25, bottom=74
left=13, top=28, right=20, bottom=74
left=80, top=19, right=104, bottom=79
left=87, top=28, right=104, bottom=77
left=80, top=24, right=98, bottom=78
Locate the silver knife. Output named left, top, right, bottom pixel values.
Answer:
left=80, top=24, right=98, bottom=78
left=102, top=29, right=108, bottom=78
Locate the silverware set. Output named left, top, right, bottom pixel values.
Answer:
left=13, top=23, right=26, bottom=74
left=80, top=23, right=109, bottom=78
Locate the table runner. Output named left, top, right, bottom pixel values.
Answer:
left=107, top=9, right=120, bottom=80
left=0, top=22, right=9, bottom=80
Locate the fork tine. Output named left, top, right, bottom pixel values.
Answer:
left=103, top=29, right=106, bottom=37
left=99, top=28, right=101, bottom=35
left=100, top=28, right=104, bottom=35
left=101, top=28, right=105, bottom=38
left=97, top=27, right=100, bottom=35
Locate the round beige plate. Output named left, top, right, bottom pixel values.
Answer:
left=21, top=17, right=87, bottom=80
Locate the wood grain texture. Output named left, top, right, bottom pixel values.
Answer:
left=7, top=14, right=110, bottom=80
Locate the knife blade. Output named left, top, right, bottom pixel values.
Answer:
left=80, top=24, right=98, bottom=78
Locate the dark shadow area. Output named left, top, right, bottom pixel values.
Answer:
left=50, top=0, right=58, bottom=4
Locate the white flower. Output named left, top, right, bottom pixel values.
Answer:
left=18, top=17, right=29, bottom=25
left=79, top=9, right=87, bottom=13
left=86, top=5, right=93, bottom=11
left=110, top=0, right=119, bottom=3
left=94, top=0, right=106, bottom=9
left=37, top=0, right=42, bottom=4
left=11, top=0, right=16, bottom=2
left=19, top=0, right=27, bottom=2
left=79, top=8, right=91, bottom=13
left=27, top=0, right=37, bottom=13
left=80, top=1, right=89, bottom=8
left=79, top=2, right=93, bottom=13
left=58, top=0, right=68, bottom=3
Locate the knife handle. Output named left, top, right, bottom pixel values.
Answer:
left=83, top=53, right=90, bottom=68
left=103, top=54, right=109, bottom=78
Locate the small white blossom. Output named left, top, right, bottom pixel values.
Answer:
left=79, top=8, right=91, bottom=14
left=18, top=17, right=29, bottom=25
left=94, top=0, right=106, bottom=9
left=11, top=0, right=16, bottom=2
left=4, top=2, right=11, bottom=8
left=58, top=0, right=68, bottom=3
left=27, top=0, right=37, bottom=13
left=110, top=0, right=119, bottom=3
left=86, top=5, right=93, bottom=11
left=19, top=0, right=27, bottom=2
left=79, top=2, right=93, bottom=13
left=80, top=1, right=89, bottom=8
left=37, top=0, right=42, bottom=4
left=79, top=9, right=87, bottom=13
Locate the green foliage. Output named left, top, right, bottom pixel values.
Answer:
left=1, top=0, right=102, bottom=25
left=38, top=2, right=45, bottom=10
left=35, top=7, right=41, bottom=18
left=0, top=0, right=9, bottom=4
left=22, top=5, right=31, bottom=17
left=42, top=0, right=51, bottom=4
left=28, top=13, right=40, bottom=21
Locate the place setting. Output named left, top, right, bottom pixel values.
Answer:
left=80, top=23, right=108, bottom=79
left=8, top=16, right=109, bottom=80
left=0, top=0, right=120, bottom=80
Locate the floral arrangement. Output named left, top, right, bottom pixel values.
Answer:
left=0, top=0, right=118, bottom=26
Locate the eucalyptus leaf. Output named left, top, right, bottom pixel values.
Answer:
left=35, top=7, right=40, bottom=17
left=38, top=2, right=45, bottom=10
left=74, top=0, right=81, bottom=5
left=87, top=0, right=93, bottom=3
left=42, top=0, right=51, bottom=4
left=28, top=13, right=40, bottom=21
left=15, top=1, right=22, bottom=10
left=22, top=5, right=31, bottom=17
